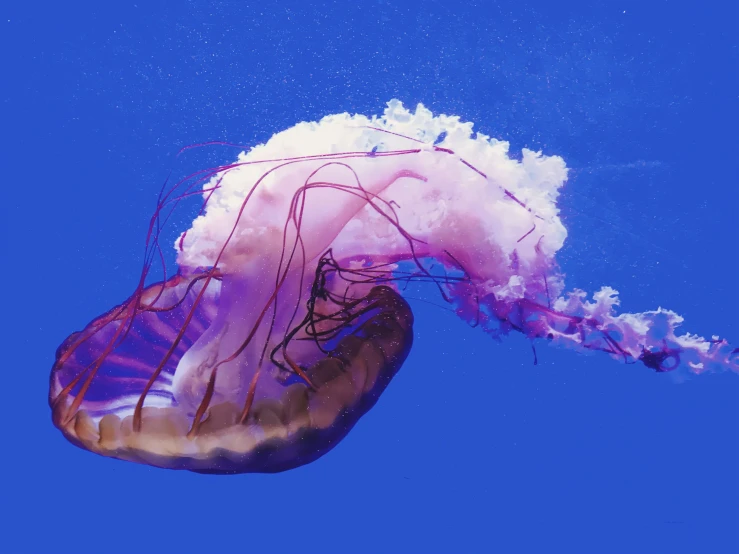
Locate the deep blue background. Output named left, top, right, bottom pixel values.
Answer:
left=2, top=1, right=737, bottom=552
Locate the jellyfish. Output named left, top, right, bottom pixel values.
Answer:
left=49, top=100, right=737, bottom=474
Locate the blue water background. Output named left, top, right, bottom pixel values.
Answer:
left=2, top=1, right=737, bottom=552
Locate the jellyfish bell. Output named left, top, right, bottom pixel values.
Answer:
left=52, top=268, right=413, bottom=473
left=49, top=100, right=737, bottom=474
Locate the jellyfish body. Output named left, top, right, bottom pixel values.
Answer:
left=49, top=101, right=737, bottom=473
left=52, top=273, right=413, bottom=473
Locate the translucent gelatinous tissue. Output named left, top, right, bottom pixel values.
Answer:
left=49, top=101, right=737, bottom=473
